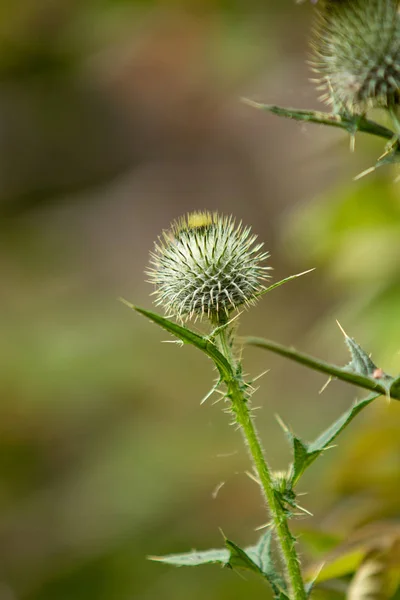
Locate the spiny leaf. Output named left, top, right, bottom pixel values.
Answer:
left=344, top=338, right=378, bottom=377
left=337, top=322, right=382, bottom=378
left=120, top=300, right=233, bottom=380
left=149, top=531, right=287, bottom=597
left=227, top=530, right=288, bottom=596
left=276, top=417, right=312, bottom=486
left=295, top=393, right=379, bottom=486
left=290, top=438, right=311, bottom=482
left=307, top=394, right=378, bottom=457
left=225, top=539, right=262, bottom=572
left=246, top=337, right=399, bottom=400
left=278, top=394, right=379, bottom=487
left=251, top=530, right=288, bottom=595
left=256, top=529, right=280, bottom=580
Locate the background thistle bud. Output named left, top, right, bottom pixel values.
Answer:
left=311, top=0, right=400, bottom=113
left=147, top=212, right=271, bottom=322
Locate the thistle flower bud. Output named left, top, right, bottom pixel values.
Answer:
left=311, top=0, right=400, bottom=113
left=147, top=212, right=271, bottom=322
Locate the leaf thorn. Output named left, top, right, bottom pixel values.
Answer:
left=354, top=165, right=376, bottom=181
left=200, top=378, right=222, bottom=405
left=147, top=555, right=164, bottom=562
left=275, top=414, right=290, bottom=434
left=119, top=296, right=135, bottom=309
left=252, top=370, right=270, bottom=383
left=319, top=377, right=333, bottom=394
left=254, top=521, right=272, bottom=531
left=246, top=470, right=262, bottom=486
left=336, top=320, right=348, bottom=338
left=240, top=97, right=263, bottom=109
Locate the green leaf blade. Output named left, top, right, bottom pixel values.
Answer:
left=246, top=337, right=399, bottom=399
left=226, top=539, right=263, bottom=574
left=121, top=300, right=233, bottom=380
left=148, top=548, right=229, bottom=567
left=256, top=269, right=315, bottom=298
left=149, top=531, right=288, bottom=598
left=276, top=416, right=310, bottom=485
left=307, top=393, right=378, bottom=455
left=255, top=530, right=289, bottom=595
left=277, top=394, right=380, bottom=487
left=241, top=100, right=394, bottom=141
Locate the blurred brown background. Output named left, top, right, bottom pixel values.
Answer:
left=1, top=1, right=400, bottom=599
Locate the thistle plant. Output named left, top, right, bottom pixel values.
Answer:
left=123, top=213, right=400, bottom=600
left=124, top=2, right=400, bottom=598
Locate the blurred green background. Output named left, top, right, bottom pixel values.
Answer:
left=1, top=1, right=400, bottom=599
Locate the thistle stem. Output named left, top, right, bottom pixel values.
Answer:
left=215, top=326, right=306, bottom=600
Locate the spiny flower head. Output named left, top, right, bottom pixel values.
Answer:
left=310, top=0, right=400, bottom=113
left=147, top=212, right=271, bottom=322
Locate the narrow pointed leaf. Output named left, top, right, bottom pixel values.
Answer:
left=121, top=300, right=233, bottom=379
left=226, top=534, right=288, bottom=598
left=291, top=437, right=311, bottom=481
left=291, top=394, right=378, bottom=486
left=246, top=337, right=399, bottom=400
left=149, top=531, right=287, bottom=596
left=256, top=269, right=315, bottom=298
left=307, top=393, right=379, bottom=456
left=279, top=394, right=379, bottom=487
left=277, top=417, right=310, bottom=484
left=241, top=100, right=394, bottom=142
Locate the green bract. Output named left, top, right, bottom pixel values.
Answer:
left=147, top=212, right=271, bottom=321
left=311, top=0, right=400, bottom=113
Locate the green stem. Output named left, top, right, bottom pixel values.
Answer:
left=215, top=327, right=307, bottom=600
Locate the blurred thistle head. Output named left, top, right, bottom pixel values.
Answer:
left=147, top=212, right=271, bottom=323
left=310, top=0, right=400, bottom=113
